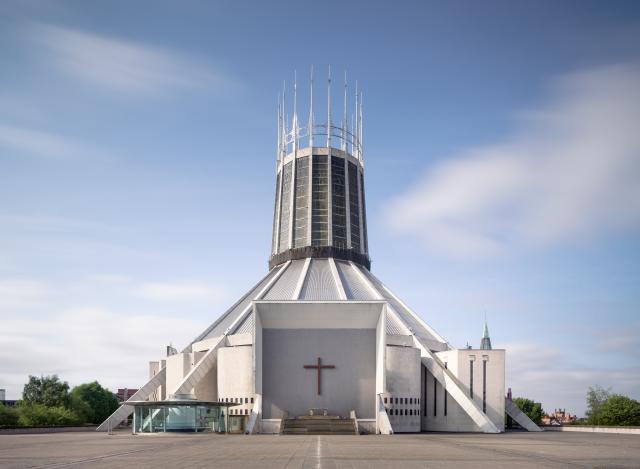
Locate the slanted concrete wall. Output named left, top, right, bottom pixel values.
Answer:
left=165, top=353, right=192, bottom=397
left=422, top=349, right=505, bottom=432
left=193, top=351, right=217, bottom=401
left=385, top=345, right=421, bottom=432
left=218, top=345, right=253, bottom=415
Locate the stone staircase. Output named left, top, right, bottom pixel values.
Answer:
left=281, top=416, right=357, bottom=435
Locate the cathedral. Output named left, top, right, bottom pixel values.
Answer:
left=98, top=73, right=535, bottom=435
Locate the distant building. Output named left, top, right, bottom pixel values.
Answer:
left=0, top=388, right=18, bottom=407
left=542, top=409, right=577, bottom=425
left=115, top=388, right=138, bottom=402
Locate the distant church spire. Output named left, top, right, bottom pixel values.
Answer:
left=480, top=316, right=492, bottom=350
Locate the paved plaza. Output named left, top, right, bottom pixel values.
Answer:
left=1, top=431, right=639, bottom=468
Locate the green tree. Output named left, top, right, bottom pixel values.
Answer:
left=17, top=404, right=82, bottom=426
left=69, top=392, right=93, bottom=423
left=22, top=375, right=70, bottom=408
left=586, top=385, right=612, bottom=425
left=0, top=403, right=20, bottom=426
left=70, top=381, right=119, bottom=424
left=598, top=395, right=640, bottom=426
left=512, top=397, right=544, bottom=424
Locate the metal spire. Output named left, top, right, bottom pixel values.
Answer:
left=327, top=65, right=332, bottom=148
left=281, top=81, right=286, bottom=157
left=359, top=91, right=363, bottom=161
left=309, top=65, right=314, bottom=149
left=350, top=113, right=354, bottom=155
left=342, top=71, right=347, bottom=151
left=480, top=313, right=492, bottom=350
left=277, top=93, right=281, bottom=161
left=354, top=80, right=359, bottom=159
left=293, top=70, right=298, bottom=152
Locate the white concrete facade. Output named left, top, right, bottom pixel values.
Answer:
left=133, top=290, right=507, bottom=434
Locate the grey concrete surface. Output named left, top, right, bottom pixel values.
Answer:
left=1, top=430, right=639, bottom=468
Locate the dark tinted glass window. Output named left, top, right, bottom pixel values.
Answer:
left=312, top=155, right=329, bottom=245
left=272, top=172, right=281, bottom=253
left=331, top=156, right=347, bottom=248
left=348, top=162, right=360, bottom=252
left=278, top=162, right=293, bottom=250
left=360, top=172, right=368, bottom=253
left=294, top=156, right=310, bottom=247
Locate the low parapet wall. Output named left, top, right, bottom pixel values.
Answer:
left=0, top=425, right=98, bottom=435
left=541, top=425, right=640, bottom=435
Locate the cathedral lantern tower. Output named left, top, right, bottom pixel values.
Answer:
left=269, top=69, right=370, bottom=270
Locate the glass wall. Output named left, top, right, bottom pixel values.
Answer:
left=311, top=155, right=329, bottom=245
left=278, top=162, right=293, bottom=251
left=348, top=161, right=361, bottom=252
left=293, top=156, right=309, bottom=248
left=360, top=172, right=368, bottom=253
left=271, top=152, right=369, bottom=261
left=271, top=172, right=281, bottom=253
left=331, top=156, right=347, bottom=249
left=134, top=404, right=229, bottom=433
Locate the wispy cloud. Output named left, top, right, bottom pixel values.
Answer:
left=134, top=282, right=225, bottom=303
left=0, top=278, right=52, bottom=310
left=0, top=123, right=111, bottom=160
left=505, top=342, right=640, bottom=415
left=27, top=22, right=239, bottom=96
left=594, top=323, right=640, bottom=356
left=386, top=63, right=640, bottom=257
left=0, top=307, right=205, bottom=400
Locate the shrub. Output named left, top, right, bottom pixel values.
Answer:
left=0, top=403, right=19, bottom=426
left=598, top=395, right=640, bottom=426
left=17, top=404, right=83, bottom=427
left=512, top=397, right=544, bottom=424
left=70, top=381, right=119, bottom=424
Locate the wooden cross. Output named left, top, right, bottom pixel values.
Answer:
left=304, top=357, right=336, bottom=395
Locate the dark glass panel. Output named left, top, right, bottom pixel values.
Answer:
left=311, top=155, right=328, bottom=245
left=294, top=156, right=309, bottom=247
left=360, top=172, right=368, bottom=254
left=278, top=162, right=292, bottom=250
left=271, top=172, right=281, bottom=253
left=331, top=156, right=347, bottom=248
left=348, top=162, right=360, bottom=252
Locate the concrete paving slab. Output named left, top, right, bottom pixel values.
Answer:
left=0, top=431, right=638, bottom=468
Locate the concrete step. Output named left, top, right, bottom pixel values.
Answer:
left=282, top=417, right=357, bottom=435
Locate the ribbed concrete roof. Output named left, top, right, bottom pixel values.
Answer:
left=190, top=259, right=449, bottom=352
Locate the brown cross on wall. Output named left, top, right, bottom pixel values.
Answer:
left=303, top=357, right=336, bottom=395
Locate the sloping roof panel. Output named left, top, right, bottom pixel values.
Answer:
left=299, top=259, right=341, bottom=300
left=335, top=260, right=375, bottom=300
left=192, top=266, right=280, bottom=344
left=264, top=259, right=304, bottom=300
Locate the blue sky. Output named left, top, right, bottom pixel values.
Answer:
left=1, top=0, right=639, bottom=415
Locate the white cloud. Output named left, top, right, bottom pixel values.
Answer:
left=0, top=123, right=111, bottom=160
left=505, top=342, right=640, bottom=416
left=28, top=22, right=239, bottom=96
left=134, top=282, right=225, bottom=303
left=593, top=323, right=640, bottom=356
left=0, top=274, right=229, bottom=399
left=387, top=63, right=640, bottom=257
left=0, top=307, right=205, bottom=400
left=0, top=278, right=52, bottom=310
